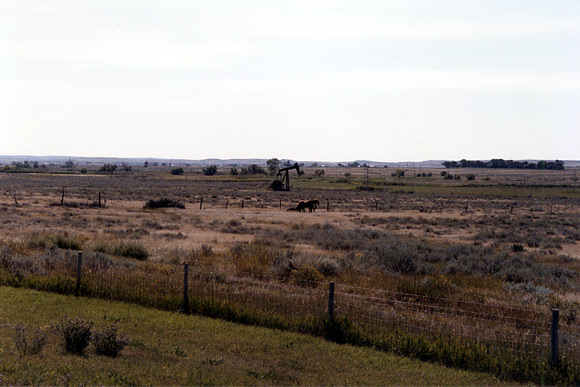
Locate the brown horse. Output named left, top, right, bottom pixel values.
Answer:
left=287, top=200, right=316, bottom=212
left=287, top=199, right=319, bottom=212
left=304, top=199, right=320, bottom=212
left=296, top=201, right=307, bottom=212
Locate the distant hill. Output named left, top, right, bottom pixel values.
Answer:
left=0, top=155, right=578, bottom=168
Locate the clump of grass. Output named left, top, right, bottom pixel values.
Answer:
left=25, top=233, right=84, bottom=251
left=144, top=198, right=185, bottom=209
left=0, top=237, right=31, bottom=256
left=397, top=275, right=455, bottom=299
left=91, top=324, right=129, bottom=357
left=230, top=241, right=276, bottom=276
left=272, top=253, right=340, bottom=278
left=54, top=234, right=84, bottom=250
left=113, top=241, right=149, bottom=260
left=91, top=239, right=149, bottom=260
left=55, top=317, right=93, bottom=355
left=13, top=323, right=47, bottom=357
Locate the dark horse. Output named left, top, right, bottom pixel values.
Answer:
left=288, top=199, right=319, bottom=212
left=304, top=199, right=319, bottom=212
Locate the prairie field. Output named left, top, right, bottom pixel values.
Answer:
left=1, top=165, right=580, bottom=384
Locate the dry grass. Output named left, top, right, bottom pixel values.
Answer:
left=1, top=167, right=580, bottom=382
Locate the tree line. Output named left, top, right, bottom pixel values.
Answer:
left=442, top=159, right=564, bottom=170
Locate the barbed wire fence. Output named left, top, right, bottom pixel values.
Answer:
left=1, top=250, right=579, bottom=370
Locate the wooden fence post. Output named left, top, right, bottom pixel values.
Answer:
left=75, top=251, right=82, bottom=297
left=61, top=187, right=65, bottom=206
left=241, top=200, right=244, bottom=209
left=326, top=199, right=330, bottom=212
left=551, top=309, right=559, bottom=367
left=225, top=201, right=229, bottom=209
left=328, top=282, right=335, bottom=318
left=98, top=192, right=102, bottom=208
left=183, top=263, right=190, bottom=315
left=279, top=199, right=282, bottom=209
left=200, top=197, right=203, bottom=210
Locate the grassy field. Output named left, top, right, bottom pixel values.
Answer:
left=0, top=286, right=518, bottom=386
left=1, top=165, right=580, bottom=384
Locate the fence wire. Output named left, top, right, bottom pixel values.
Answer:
left=0, top=251, right=578, bottom=363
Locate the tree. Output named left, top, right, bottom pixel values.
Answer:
left=100, top=164, right=117, bottom=173
left=241, top=164, right=265, bottom=175
left=230, top=167, right=239, bottom=175
left=202, top=165, right=218, bottom=176
left=267, top=158, right=281, bottom=175
left=391, top=170, right=405, bottom=178
left=171, top=167, right=184, bottom=175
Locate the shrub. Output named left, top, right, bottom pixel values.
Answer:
left=466, top=173, right=476, bottom=181
left=56, top=318, right=93, bottom=355
left=13, top=324, right=47, bottom=357
left=144, top=198, right=185, bottom=209
left=25, top=233, right=83, bottom=251
left=197, top=244, right=214, bottom=257
left=230, top=167, right=239, bottom=175
left=230, top=241, right=275, bottom=276
left=92, top=324, right=129, bottom=357
left=202, top=165, right=218, bottom=176
left=113, top=240, right=149, bottom=260
left=374, top=248, right=418, bottom=274
left=290, top=264, right=323, bottom=287
left=273, top=253, right=340, bottom=278
left=171, top=167, right=184, bottom=175
left=54, top=234, right=84, bottom=251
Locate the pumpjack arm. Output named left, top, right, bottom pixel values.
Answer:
left=271, top=163, right=300, bottom=191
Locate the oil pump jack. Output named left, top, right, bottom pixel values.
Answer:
left=270, top=163, right=300, bottom=191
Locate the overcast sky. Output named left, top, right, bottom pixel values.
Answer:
left=1, top=1, right=579, bottom=162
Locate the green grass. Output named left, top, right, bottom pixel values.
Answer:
left=290, top=176, right=580, bottom=197
left=0, top=286, right=517, bottom=386
left=383, top=184, right=580, bottom=198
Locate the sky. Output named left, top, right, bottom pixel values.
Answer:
left=1, top=0, right=579, bottom=162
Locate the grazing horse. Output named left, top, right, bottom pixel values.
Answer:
left=287, top=199, right=319, bottom=212
left=296, top=201, right=308, bottom=212
left=304, top=199, right=320, bottom=212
